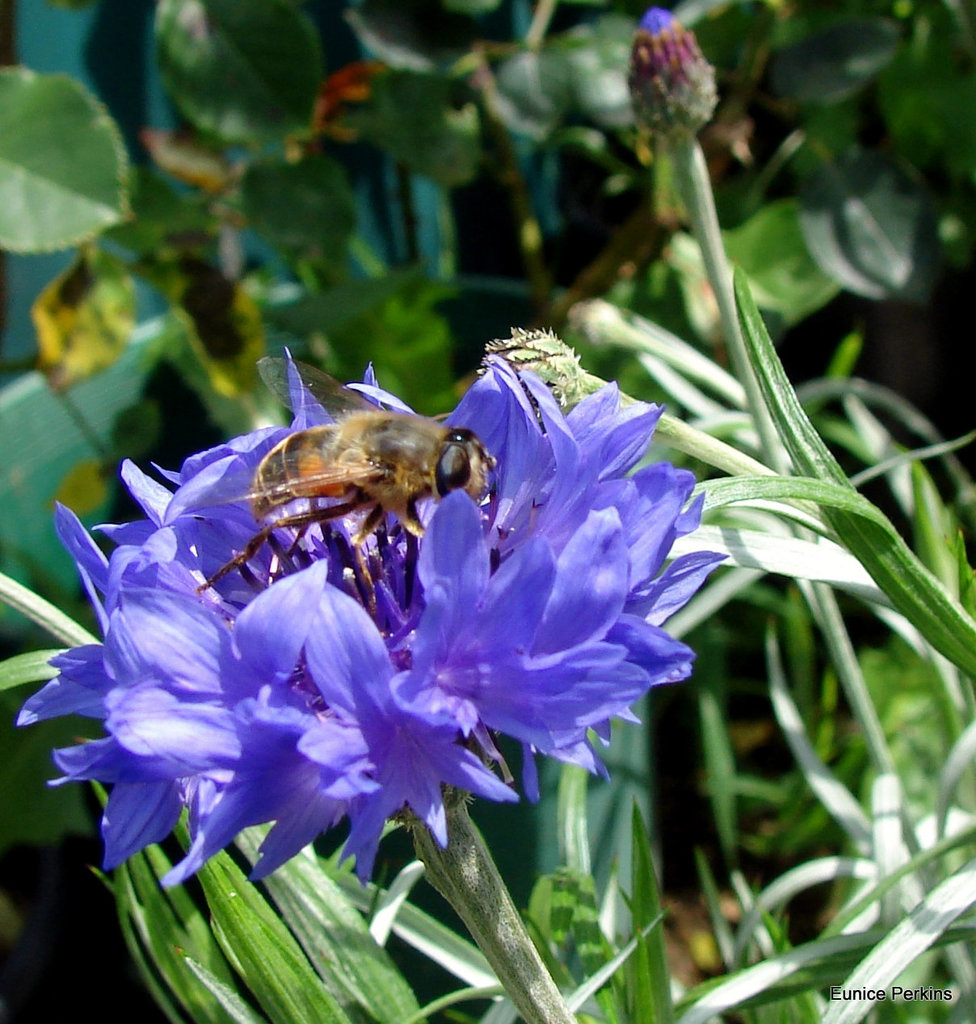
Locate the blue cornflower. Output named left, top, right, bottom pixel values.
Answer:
left=19, top=356, right=722, bottom=882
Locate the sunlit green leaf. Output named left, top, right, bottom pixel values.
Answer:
left=0, top=650, right=60, bottom=692
left=235, top=831, right=421, bottom=1023
left=724, top=199, right=839, bottom=325
left=735, top=269, right=976, bottom=680
left=0, top=68, right=128, bottom=251
left=195, top=848, right=353, bottom=1024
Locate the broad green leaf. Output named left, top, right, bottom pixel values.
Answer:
left=443, top=0, right=501, bottom=13
left=32, top=247, right=136, bottom=389
left=878, top=23, right=976, bottom=178
left=109, top=400, right=163, bottom=461
left=724, top=199, right=839, bottom=325
left=798, top=146, right=940, bottom=302
left=104, top=167, right=216, bottom=256
left=770, top=17, right=900, bottom=104
left=196, top=847, right=353, bottom=1024
left=155, top=0, right=322, bottom=144
left=563, top=15, right=636, bottom=129
left=0, top=68, right=128, bottom=251
left=345, top=70, right=480, bottom=187
left=266, top=267, right=426, bottom=337
left=493, top=49, right=574, bottom=140
left=734, top=270, right=976, bottom=680
left=241, top=155, right=356, bottom=262
left=345, top=0, right=477, bottom=72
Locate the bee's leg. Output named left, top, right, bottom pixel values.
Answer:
left=351, top=502, right=386, bottom=545
left=197, top=500, right=363, bottom=594
left=197, top=523, right=276, bottom=593
left=401, top=498, right=425, bottom=537
left=403, top=530, right=419, bottom=608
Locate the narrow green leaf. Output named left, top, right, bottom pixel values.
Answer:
left=556, top=763, right=591, bottom=873
left=820, top=858, right=976, bottom=1024
left=734, top=269, right=976, bottom=680
left=234, top=832, right=420, bottom=1024
left=0, top=649, right=61, bottom=691
left=630, top=804, right=674, bottom=1024
left=183, top=959, right=269, bottom=1024
left=195, top=849, right=353, bottom=1024
left=116, top=845, right=245, bottom=1024
left=0, top=68, right=128, bottom=251
left=0, top=569, right=98, bottom=647
left=326, top=860, right=496, bottom=989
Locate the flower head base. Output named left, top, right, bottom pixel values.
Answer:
left=19, top=353, right=723, bottom=884
left=629, top=7, right=718, bottom=142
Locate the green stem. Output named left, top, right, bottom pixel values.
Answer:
left=525, top=0, right=559, bottom=50
left=412, top=803, right=577, bottom=1024
left=0, top=570, right=97, bottom=647
left=669, top=137, right=786, bottom=473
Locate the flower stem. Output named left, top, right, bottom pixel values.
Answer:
left=668, top=136, right=787, bottom=473
left=412, top=803, right=577, bottom=1024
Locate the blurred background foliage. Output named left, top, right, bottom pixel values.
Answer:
left=2, top=0, right=976, bottom=1019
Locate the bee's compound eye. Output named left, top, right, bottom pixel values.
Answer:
left=435, top=435, right=473, bottom=496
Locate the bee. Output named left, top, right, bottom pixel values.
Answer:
left=201, top=357, right=495, bottom=588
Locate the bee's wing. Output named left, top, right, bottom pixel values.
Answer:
left=246, top=442, right=380, bottom=513
left=258, top=356, right=374, bottom=418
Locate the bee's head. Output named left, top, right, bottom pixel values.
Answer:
left=435, top=429, right=495, bottom=500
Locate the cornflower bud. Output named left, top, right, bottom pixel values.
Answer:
left=629, top=7, right=717, bottom=141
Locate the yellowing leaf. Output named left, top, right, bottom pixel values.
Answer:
left=172, top=258, right=264, bottom=397
left=32, top=248, right=136, bottom=389
left=139, top=128, right=234, bottom=193
left=55, top=459, right=110, bottom=515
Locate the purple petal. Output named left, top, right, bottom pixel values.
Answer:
left=106, top=685, right=242, bottom=774
left=119, top=459, right=172, bottom=525
left=235, top=560, right=331, bottom=683
left=17, top=645, right=109, bottom=724
left=54, top=503, right=109, bottom=633
left=535, top=508, right=628, bottom=653
left=101, top=780, right=183, bottom=868
left=305, top=582, right=395, bottom=715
